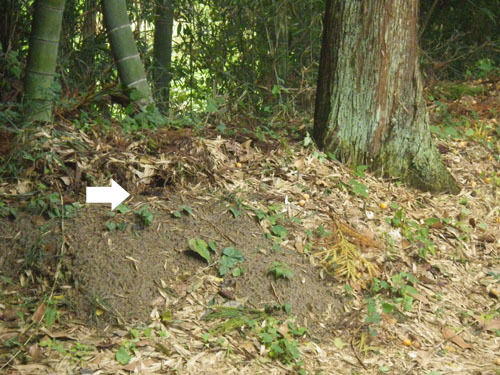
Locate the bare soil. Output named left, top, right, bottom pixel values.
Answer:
left=0, top=193, right=342, bottom=338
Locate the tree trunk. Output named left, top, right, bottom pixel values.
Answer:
left=273, top=0, right=289, bottom=85
left=313, top=0, right=459, bottom=194
left=24, top=0, right=66, bottom=122
left=153, top=0, right=174, bottom=111
left=81, top=0, right=97, bottom=72
left=101, top=0, right=153, bottom=106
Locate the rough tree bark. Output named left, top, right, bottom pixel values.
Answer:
left=101, top=0, right=153, bottom=105
left=153, top=0, right=174, bottom=111
left=313, top=0, right=459, bottom=193
left=24, top=0, right=66, bottom=122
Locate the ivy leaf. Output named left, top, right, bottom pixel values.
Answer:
left=188, top=239, right=211, bottom=263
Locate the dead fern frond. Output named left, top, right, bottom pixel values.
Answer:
left=315, top=228, right=378, bottom=287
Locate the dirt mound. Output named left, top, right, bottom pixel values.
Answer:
left=0, top=192, right=342, bottom=336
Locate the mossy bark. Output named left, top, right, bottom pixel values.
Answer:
left=313, top=0, right=459, bottom=194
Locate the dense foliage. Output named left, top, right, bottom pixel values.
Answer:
left=0, top=0, right=498, bottom=128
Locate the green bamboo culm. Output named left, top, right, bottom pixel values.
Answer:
left=101, top=0, right=153, bottom=106
left=153, top=0, right=174, bottom=111
left=24, top=0, right=66, bottom=122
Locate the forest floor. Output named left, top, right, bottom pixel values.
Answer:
left=0, top=78, right=499, bottom=375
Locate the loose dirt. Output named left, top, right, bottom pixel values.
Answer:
left=0, top=193, right=343, bottom=338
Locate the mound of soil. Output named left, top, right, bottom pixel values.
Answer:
left=0, top=192, right=343, bottom=335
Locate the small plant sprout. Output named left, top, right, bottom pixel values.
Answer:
left=268, top=262, right=294, bottom=280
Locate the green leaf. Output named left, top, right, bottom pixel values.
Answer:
left=116, top=204, right=131, bottom=214
left=115, top=346, right=131, bottom=365
left=105, top=221, right=116, bottom=231
left=229, top=207, right=241, bottom=218
left=333, top=337, right=345, bottom=350
left=354, top=165, right=369, bottom=177
left=271, top=242, right=283, bottom=253
left=172, top=211, right=182, bottom=218
left=188, top=239, right=211, bottom=263
left=283, top=303, right=292, bottom=314
left=136, top=207, right=154, bottom=226
left=268, top=262, right=293, bottom=279
left=44, top=306, right=58, bottom=328
left=208, top=241, right=217, bottom=252
left=271, top=225, right=287, bottom=238
left=0, top=274, right=14, bottom=285
left=218, top=247, right=245, bottom=276
left=381, top=302, right=395, bottom=314
left=424, top=217, right=440, bottom=226
left=218, top=264, right=230, bottom=276
left=130, top=329, right=139, bottom=339
left=206, top=98, right=219, bottom=113
left=231, top=267, right=242, bottom=276
left=181, top=205, right=192, bottom=215
left=222, top=247, right=244, bottom=261
left=348, top=179, right=369, bottom=198
left=260, top=332, right=274, bottom=344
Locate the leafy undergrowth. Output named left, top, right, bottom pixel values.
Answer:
left=0, top=78, right=499, bottom=374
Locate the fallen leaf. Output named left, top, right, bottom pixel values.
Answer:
left=441, top=327, right=472, bottom=349
left=31, top=215, right=46, bottom=226
left=1, top=308, right=19, bottom=321
left=240, top=340, right=257, bottom=355
left=278, top=323, right=289, bottom=337
left=123, top=359, right=155, bottom=372
left=28, top=344, right=44, bottom=359
left=475, top=316, right=500, bottom=331
left=60, top=176, right=71, bottom=185
left=135, top=339, right=152, bottom=347
left=381, top=313, right=397, bottom=325
left=295, top=237, right=304, bottom=253
left=411, top=292, right=430, bottom=305
left=31, top=302, right=46, bottom=323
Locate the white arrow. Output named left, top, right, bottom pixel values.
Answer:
left=86, top=179, right=130, bottom=210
